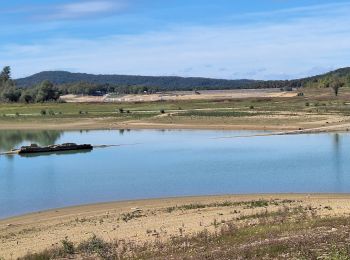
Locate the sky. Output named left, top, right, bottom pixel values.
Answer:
left=1, top=0, right=350, bottom=80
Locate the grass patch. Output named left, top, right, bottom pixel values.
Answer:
left=177, top=110, right=260, bottom=117
left=165, top=199, right=285, bottom=213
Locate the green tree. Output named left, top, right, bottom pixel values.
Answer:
left=19, top=89, right=36, bottom=103
left=1, top=87, right=21, bottom=102
left=0, top=66, right=11, bottom=83
left=35, top=80, right=60, bottom=102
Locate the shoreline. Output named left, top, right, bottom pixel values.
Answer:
left=0, top=120, right=350, bottom=133
left=3, top=193, right=350, bottom=258
left=2, top=193, right=350, bottom=222
left=0, top=193, right=350, bottom=259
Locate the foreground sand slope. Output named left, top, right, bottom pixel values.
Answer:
left=1, top=194, right=350, bottom=259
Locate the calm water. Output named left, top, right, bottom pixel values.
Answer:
left=0, top=129, right=349, bottom=219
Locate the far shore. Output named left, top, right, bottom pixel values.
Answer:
left=2, top=193, right=350, bottom=258
left=0, top=119, right=349, bottom=133
left=1, top=87, right=350, bottom=134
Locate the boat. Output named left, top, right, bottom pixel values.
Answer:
left=18, top=143, right=93, bottom=154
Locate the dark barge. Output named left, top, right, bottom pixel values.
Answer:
left=18, top=143, right=93, bottom=154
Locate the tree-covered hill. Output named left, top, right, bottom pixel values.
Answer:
left=297, top=67, right=350, bottom=88
left=15, top=71, right=259, bottom=90
left=15, top=68, right=350, bottom=93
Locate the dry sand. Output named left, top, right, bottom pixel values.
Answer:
left=1, top=113, right=350, bottom=133
left=61, top=89, right=297, bottom=103
left=2, top=194, right=350, bottom=259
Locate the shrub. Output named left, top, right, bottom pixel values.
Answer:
left=160, top=109, right=165, bottom=114
left=61, top=238, right=75, bottom=255
left=77, top=235, right=110, bottom=257
left=40, top=110, right=46, bottom=116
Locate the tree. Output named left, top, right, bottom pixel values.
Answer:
left=0, top=66, right=11, bottom=83
left=35, top=80, right=60, bottom=102
left=1, top=87, right=21, bottom=102
left=19, top=89, right=36, bottom=103
left=330, top=78, right=344, bottom=97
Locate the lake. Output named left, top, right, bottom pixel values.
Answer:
left=0, top=129, right=349, bottom=219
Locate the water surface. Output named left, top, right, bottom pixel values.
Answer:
left=0, top=129, right=349, bottom=219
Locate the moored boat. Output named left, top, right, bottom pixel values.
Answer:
left=18, top=143, right=93, bottom=154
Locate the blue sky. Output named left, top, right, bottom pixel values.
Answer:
left=1, top=0, right=350, bottom=79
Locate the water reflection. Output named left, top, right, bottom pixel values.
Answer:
left=0, top=130, right=62, bottom=152
left=333, top=133, right=343, bottom=191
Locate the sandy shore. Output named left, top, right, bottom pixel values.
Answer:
left=2, top=194, right=350, bottom=259
left=1, top=119, right=350, bottom=134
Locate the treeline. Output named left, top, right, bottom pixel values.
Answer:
left=59, top=82, right=160, bottom=95
left=0, top=66, right=60, bottom=103
left=58, top=80, right=302, bottom=95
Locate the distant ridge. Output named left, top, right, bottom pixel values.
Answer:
left=15, top=71, right=257, bottom=90
left=15, top=67, right=350, bottom=90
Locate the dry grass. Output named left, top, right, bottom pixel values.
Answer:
left=17, top=200, right=350, bottom=260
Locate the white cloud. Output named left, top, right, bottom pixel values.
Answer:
left=2, top=2, right=350, bottom=79
left=51, top=1, right=125, bottom=20
left=2, top=0, right=129, bottom=21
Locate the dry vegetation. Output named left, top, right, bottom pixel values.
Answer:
left=2, top=195, right=350, bottom=259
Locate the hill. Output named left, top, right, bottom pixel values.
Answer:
left=15, top=71, right=259, bottom=90
left=14, top=67, right=350, bottom=94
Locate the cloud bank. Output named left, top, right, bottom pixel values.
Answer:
left=2, top=2, right=350, bottom=79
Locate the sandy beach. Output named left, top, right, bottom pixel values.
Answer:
left=2, top=194, right=350, bottom=259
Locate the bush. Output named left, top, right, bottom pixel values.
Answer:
left=40, top=110, right=46, bottom=116
left=249, top=105, right=254, bottom=109
left=160, top=109, right=165, bottom=114
left=61, top=238, right=75, bottom=255
left=77, top=235, right=110, bottom=257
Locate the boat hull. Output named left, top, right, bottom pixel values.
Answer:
left=18, top=144, right=93, bottom=154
